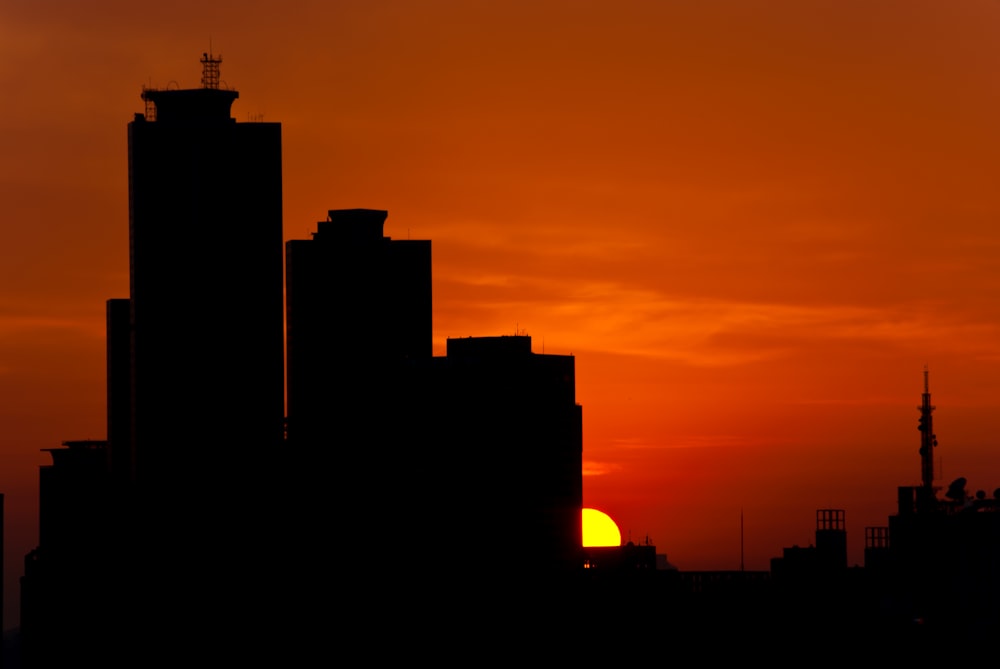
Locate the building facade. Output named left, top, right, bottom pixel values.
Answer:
left=127, top=63, right=284, bottom=492
left=124, top=55, right=285, bottom=659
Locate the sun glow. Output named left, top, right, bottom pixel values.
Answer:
left=582, top=508, right=622, bottom=547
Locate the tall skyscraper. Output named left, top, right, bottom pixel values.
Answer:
left=127, top=54, right=284, bottom=492
left=124, top=54, right=285, bottom=656
left=284, top=209, right=432, bottom=592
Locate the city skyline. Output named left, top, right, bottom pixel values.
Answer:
left=5, top=3, right=1000, bottom=633
left=19, top=67, right=589, bottom=662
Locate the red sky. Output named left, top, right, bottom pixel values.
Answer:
left=5, top=0, right=1000, bottom=624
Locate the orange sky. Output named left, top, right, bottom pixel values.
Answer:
left=4, top=0, right=1000, bottom=624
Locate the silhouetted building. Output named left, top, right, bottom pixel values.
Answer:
left=882, top=480, right=1000, bottom=627
left=20, top=442, right=113, bottom=667
left=285, top=208, right=431, bottom=451
left=127, top=54, right=284, bottom=494
left=23, top=57, right=286, bottom=665
left=19, top=304, right=138, bottom=667
left=863, top=525, right=890, bottom=572
left=126, top=53, right=283, bottom=660
left=23, top=56, right=597, bottom=660
left=866, top=372, right=1000, bottom=630
left=105, top=299, right=130, bottom=485
left=766, top=372, right=1000, bottom=639
left=22, top=284, right=131, bottom=667
left=770, top=509, right=848, bottom=590
left=433, top=335, right=583, bottom=575
left=387, top=334, right=583, bottom=625
left=282, top=209, right=432, bottom=608
left=815, top=508, right=847, bottom=571
left=583, top=541, right=659, bottom=571
left=285, top=214, right=580, bottom=595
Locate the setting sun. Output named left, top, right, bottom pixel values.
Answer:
left=582, top=508, right=622, bottom=547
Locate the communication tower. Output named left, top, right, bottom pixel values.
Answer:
left=200, top=51, right=222, bottom=89
left=918, top=366, right=938, bottom=490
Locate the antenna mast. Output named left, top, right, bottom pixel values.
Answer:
left=918, top=366, right=938, bottom=490
left=200, top=51, right=222, bottom=89
left=740, top=507, right=745, bottom=572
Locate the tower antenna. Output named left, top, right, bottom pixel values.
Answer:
left=740, top=507, right=745, bottom=572
left=918, top=365, right=938, bottom=490
left=201, top=49, right=222, bottom=90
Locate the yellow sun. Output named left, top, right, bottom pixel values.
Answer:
left=582, top=508, right=622, bottom=547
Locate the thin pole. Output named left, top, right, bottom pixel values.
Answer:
left=740, top=507, right=745, bottom=572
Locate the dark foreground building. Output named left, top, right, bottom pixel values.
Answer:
left=19, top=442, right=112, bottom=666
left=22, top=58, right=588, bottom=665
left=285, top=212, right=582, bottom=612
left=860, top=371, right=1000, bottom=635
left=763, top=372, right=1000, bottom=649
left=127, top=53, right=284, bottom=494
left=23, top=55, right=286, bottom=665
left=434, top=335, right=582, bottom=575
left=126, top=54, right=285, bottom=659
left=285, top=208, right=431, bottom=454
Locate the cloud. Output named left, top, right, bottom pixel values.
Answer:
left=0, top=314, right=103, bottom=338
left=582, top=460, right=620, bottom=477
left=438, top=266, right=1000, bottom=368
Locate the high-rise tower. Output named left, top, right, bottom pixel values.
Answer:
left=127, top=54, right=284, bottom=492
left=124, top=55, right=284, bottom=653
left=284, top=209, right=432, bottom=586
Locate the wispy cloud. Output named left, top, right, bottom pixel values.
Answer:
left=0, top=315, right=103, bottom=338
left=438, top=271, right=1000, bottom=367
left=582, top=460, right=620, bottom=477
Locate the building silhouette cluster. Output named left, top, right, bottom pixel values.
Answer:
left=765, top=370, right=1000, bottom=642
left=9, top=56, right=1000, bottom=664
left=16, top=55, right=584, bottom=665
left=586, top=370, right=1000, bottom=652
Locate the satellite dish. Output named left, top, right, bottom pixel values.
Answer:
left=945, top=477, right=967, bottom=501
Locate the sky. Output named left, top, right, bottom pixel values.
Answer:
left=5, top=0, right=1000, bottom=625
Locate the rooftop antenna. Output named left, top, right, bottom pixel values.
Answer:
left=201, top=48, right=222, bottom=90
left=142, top=82, right=157, bottom=121
left=740, top=507, right=745, bottom=572
left=918, top=365, right=938, bottom=490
